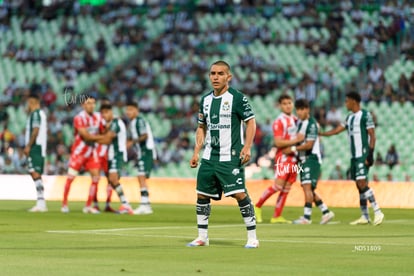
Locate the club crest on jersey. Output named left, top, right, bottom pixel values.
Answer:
left=222, top=101, right=230, bottom=111
left=232, top=168, right=240, bottom=175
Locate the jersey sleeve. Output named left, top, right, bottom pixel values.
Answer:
left=341, top=114, right=349, bottom=129
left=365, top=111, right=375, bottom=129
left=273, top=119, right=284, bottom=138
left=306, top=120, right=318, bottom=141
left=198, top=97, right=206, bottom=125
left=31, top=111, right=41, bottom=128
left=109, top=120, right=119, bottom=133
left=236, top=94, right=255, bottom=121
left=73, top=115, right=86, bottom=130
left=137, top=118, right=148, bottom=136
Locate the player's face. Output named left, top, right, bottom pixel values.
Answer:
left=101, top=109, right=113, bottom=122
left=27, top=98, right=35, bottom=112
left=280, top=99, right=293, bottom=115
left=125, top=106, right=138, bottom=120
left=209, top=65, right=232, bottom=93
left=82, top=98, right=96, bottom=115
left=345, top=97, right=355, bottom=111
left=296, top=107, right=309, bottom=120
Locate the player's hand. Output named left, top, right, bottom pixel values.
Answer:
left=365, top=148, right=374, bottom=167
left=239, top=146, right=251, bottom=165
left=23, top=146, right=30, bottom=156
left=295, top=133, right=305, bottom=143
left=282, top=147, right=292, bottom=155
left=190, top=153, right=199, bottom=168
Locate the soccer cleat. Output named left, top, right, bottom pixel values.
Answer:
left=254, top=206, right=263, bottom=223
left=350, top=216, right=370, bottom=225
left=28, top=205, right=48, bottom=212
left=244, top=239, right=259, bottom=249
left=187, top=237, right=209, bottom=247
left=134, top=205, right=153, bottom=215
left=293, top=217, right=312, bottom=224
left=119, top=204, right=134, bottom=215
left=82, top=206, right=100, bottom=214
left=104, top=205, right=118, bottom=213
left=61, top=205, right=70, bottom=213
left=270, top=216, right=292, bottom=224
left=373, top=212, right=384, bottom=226
left=320, top=211, right=335, bottom=225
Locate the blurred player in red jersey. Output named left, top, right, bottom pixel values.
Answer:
left=254, top=94, right=304, bottom=223
left=61, top=95, right=104, bottom=213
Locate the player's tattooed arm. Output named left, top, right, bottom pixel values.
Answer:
left=24, top=127, right=39, bottom=156
left=78, top=127, right=103, bottom=143
left=190, top=124, right=206, bottom=168
left=274, top=133, right=304, bottom=148
left=96, top=131, right=116, bottom=145
left=319, top=125, right=345, bottom=136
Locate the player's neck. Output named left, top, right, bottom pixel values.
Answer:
left=213, top=85, right=229, bottom=97
left=351, top=105, right=361, bottom=113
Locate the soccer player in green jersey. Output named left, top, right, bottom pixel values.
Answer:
left=24, top=94, right=48, bottom=212
left=284, top=99, right=334, bottom=224
left=125, top=101, right=157, bottom=215
left=187, top=61, right=259, bottom=248
left=97, top=104, right=133, bottom=214
left=320, top=92, right=384, bottom=225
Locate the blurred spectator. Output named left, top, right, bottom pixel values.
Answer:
left=1, top=156, right=15, bottom=174
left=375, top=152, right=384, bottom=166
left=385, top=144, right=399, bottom=170
left=368, top=64, right=383, bottom=84
left=326, top=106, right=342, bottom=127
left=361, top=83, right=373, bottom=103
left=0, top=125, right=16, bottom=154
left=329, top=160, right=345, bottom=180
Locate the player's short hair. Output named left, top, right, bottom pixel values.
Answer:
left=346, top=91, right=361, bottom=103
left=80, top=94, right=96, bottom=104
left=295, top=99, right=310, bottom=109
left=278, top=94, right=292, bottom=104
left=100, top=96, right=110, bottom=104
left=125, top=101, right=139, bottom=109
left=100, top=103, right=112, bottom=111
left=28, top=93, right=40, bottom=101
left=210, top=60, right=231, bottom=72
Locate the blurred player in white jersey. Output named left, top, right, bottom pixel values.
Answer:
left=25, top=94, right=48, bottom=212
left=125, top=101, right=157, bottom=215
left=97, top=103, right=133, bottom=214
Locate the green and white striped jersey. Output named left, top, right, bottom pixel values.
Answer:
left=25, top=109, right=47, bottom=157
left=297, top=117, right=322, bottom=164
left=108, top=118, right=127, bottom=162
left=129, top=116, right=157, bottom=160
left=342, top=109, right=374, bottom=158
left=198, top=87, right=255, bottom=162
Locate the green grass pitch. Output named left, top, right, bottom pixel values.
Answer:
left=0, top=201, right=413, bottom=275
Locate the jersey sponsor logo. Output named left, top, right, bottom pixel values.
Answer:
left=220, top=113, right=232, bottom=118
left=212, top=114, right=218, bottom=119
left=244, top=111, right=254, bottom=117
left=222, top=101, right=230, bottom=111
left=208, top=123, right=231, bottom=130
left=236, top=178, right=243, bottom=185
left=204, top=104, right=209, bottom=112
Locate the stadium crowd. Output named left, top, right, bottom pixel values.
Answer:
left=0, top=0, right=413, bottom=180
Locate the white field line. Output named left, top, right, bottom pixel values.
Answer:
left=46, top=221, right=414, bottom=247
left=46, top=219, right=413, bottom=234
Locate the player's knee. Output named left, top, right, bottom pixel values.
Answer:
left=68, top=168, right=79, bottom=177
